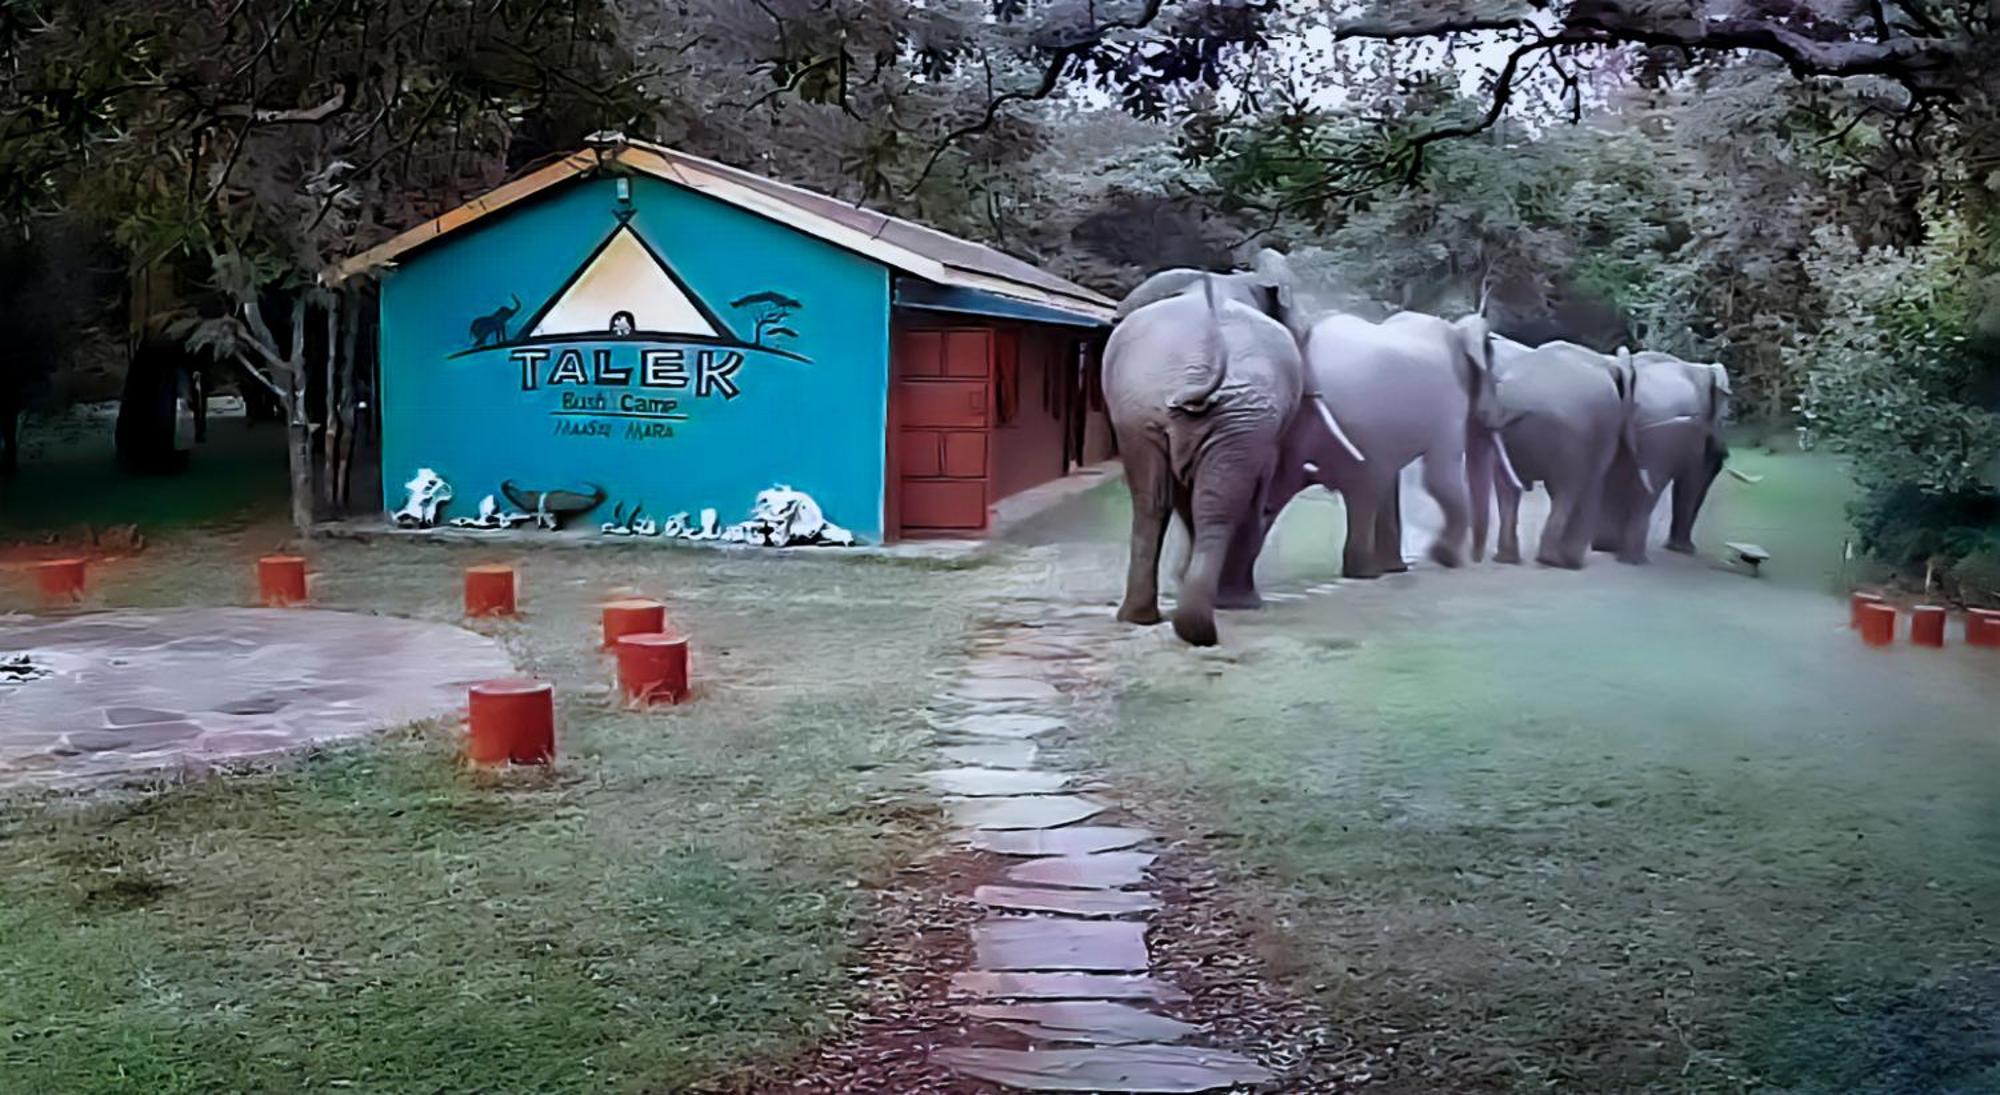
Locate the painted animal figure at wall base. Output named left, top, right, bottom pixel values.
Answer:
left=1593, top=351, right=1732, bottom=561
left=1267, top=310, right=1504, bottom=580
left=1472, top=339, right=1639, bottom=569
left=1107, top=250, right=1306, bottom=646
left=500, top=480, right=608, bottom=530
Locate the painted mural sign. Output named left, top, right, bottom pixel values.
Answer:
left=454, top=216, right=809, bottom=443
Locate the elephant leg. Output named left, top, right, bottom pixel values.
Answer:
left=1340, top=476, right=1389, bottom=580
left=1215, top=467, right=1273, bottom=610
left=1666, top=452, right=1721, bottom=553
left=1176, top=460, right=1264, bottom=646
left=1494, top=467, right=1523, bottom=565
left=1466, top=435, right=1494, bottom=563
left=1593, top=452, right=1633, bottom=553
left=1171, top=490, right=1195, bottom=585
left=1422, top=453, right=1471, bottom=569
left=1374, top=477, right=1408, bottom=574
left=1116, top=442, right=1173, bottom=626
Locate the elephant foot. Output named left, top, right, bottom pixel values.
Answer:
left=1616, top=550, right=1649, bottom=566
left=1116, top=602, right=1164, bottom=626
left=1592, top=536, right=1622, bottom=553
left=1343, top=563, right=1383, bottom=580
left=1664, top=539, right=1697, bottom=555
left=1172, top=606, right=1219, bottom=647
left=1427, top=543, right=1465, bottom=569
left=1215, top=588, right=1264, bottom=611
left=1536, top=552, right=1585, bottom=571
left=1495, top=548, right=1523, bottom=565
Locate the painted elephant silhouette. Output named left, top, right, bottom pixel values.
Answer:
left=468, top=295, right=521, bottom=348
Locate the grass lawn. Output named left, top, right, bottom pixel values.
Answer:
left=1075, top=450, right=2000, bottom=1092
left=1, top=529, right=990, bottom=1092
left=0, top=413, right=290, bottom=536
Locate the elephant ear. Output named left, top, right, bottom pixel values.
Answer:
left=1116, top=269, right=1206, bottom=320
left=1703, top=362, right=1732, bottom=458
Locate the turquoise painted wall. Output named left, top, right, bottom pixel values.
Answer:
left=378, top=174, right=890, bottom=538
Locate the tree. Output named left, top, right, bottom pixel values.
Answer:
left=2, top=0, right=645, bottom=529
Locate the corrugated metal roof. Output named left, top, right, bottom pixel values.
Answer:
left=335, top=137, right=1113, bottom=324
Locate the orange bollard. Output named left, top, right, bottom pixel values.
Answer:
left=1858, top=602, right=1897, bottom=647
left=601, top=599, right=668, bottom=650
left=33, top=559, right=87, bottom=604
left=1909, top=605, right=1946, bottom=648
left=465, top=565, right=517, bottom=617
left=466, top=678, right=555, bottom=765
left=257, top=555, right=309, bottom=606
left=616, top=632, right=690, bottom=705
left=1969, top=608, right=2000, bottom=648
left=1849, top=591, right=1885, bottom=629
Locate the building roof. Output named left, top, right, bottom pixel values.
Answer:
left=334, top=137, right=1114, bottom=324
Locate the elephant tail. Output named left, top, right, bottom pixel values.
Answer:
left=1168, top=275, right=1229, bottom=414
left=1613, top=346, right=1640, bottom=460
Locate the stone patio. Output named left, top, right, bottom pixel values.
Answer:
left=0, top=607, right=513, bottom=789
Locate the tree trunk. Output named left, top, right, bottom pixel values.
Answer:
left=287, top=297, right=313, bottom=535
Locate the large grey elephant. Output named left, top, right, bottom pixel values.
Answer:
left=1594, top=351, right=1732, bottom=560
left=1106, top=250, right=1305, bottom=646
left=1471, top=339, right=1640, bottom=568
left=1265, top=310, right=1503, bottom=579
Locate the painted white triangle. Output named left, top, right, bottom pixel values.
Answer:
left=529, top=226, right=719, bottom=339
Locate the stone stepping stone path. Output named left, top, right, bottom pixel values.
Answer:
left=974, top=917, right=1151, bottom=971
left=934, top=1045, right=1275, bottom=1092
left=946, top=794, right=1105, bottom=831
left=960, top=1001, right=1198, bottom=1045
left=939, top=740, right=1039, bottom=769
left=937, top=712, right=1066, bottom=739
left=1006, top=851, right=1157, bottom=889
left=916, top=610, right=1276, bottom=1091
left=974, top=885, right=1160, bottom=917
left=924, top=767, right=1070, bottom=797
left=969, top=825, right=1154, bottom=857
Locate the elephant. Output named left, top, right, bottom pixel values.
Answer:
left=1594, top=351, right=1732, bottom=560
left=1106, top=249, right=1306, bottom=646
left=1469, top=339, right=1640, bottom=569
left=1265, top=310, right=1503, bottom=579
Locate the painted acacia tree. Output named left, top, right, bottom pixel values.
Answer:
left=0, top=0, right=644, bottom=530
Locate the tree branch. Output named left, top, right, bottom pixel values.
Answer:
left=909, top=0, right=1169, bottom=194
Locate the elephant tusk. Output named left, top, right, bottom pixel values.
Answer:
left=1302, top=461, right=1320, bottom=475
left=1313, top=397, right=1366, bottom=465
left=1638, top=468, right=1655, bottom=495
left=1492, top=432, right=1524, bottom=492
left=1728, top=467, right=1764, bottom=485
left=1637, top=415, right=1699, bottom=431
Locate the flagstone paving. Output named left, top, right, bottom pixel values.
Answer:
left=933, top=1045, right=1273, bottom=1092
left=959, top=1001, right=1199, bottom=1045
left=938, top=740, right=1040, bottom=769
left=0, top=608, right=512, bottom=788
left=1006, top=851, right=1158, bottom=889
left=937, top=712, right=1067, bottom=739
left=945, top=794, right=1106, bottom=831
left=973, top=884, right=1160, bottom=917
left=923, top=766, right=1070, bottom=796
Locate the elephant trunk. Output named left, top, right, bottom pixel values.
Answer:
left=1168, top=274, right=1229, bottom=413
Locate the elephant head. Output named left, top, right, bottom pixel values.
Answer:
left=1116, top=248, right=1302, bottom=335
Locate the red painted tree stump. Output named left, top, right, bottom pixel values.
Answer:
left=1849, top=591, right=1885, bottom=629
left=616, top=632, right=690, bottom=705
left=465, top=565, right=517, bottom=617
left=601, top=599, right=668, bottom=650
left=467, top=678, right=555, bottom=765
left=257, top=555, right=309, bottom=606
left=1909, top=605, right=1946, bottom=648
left=1857, top=602, right=1897, bottom=647
left=1969, top=608, right=2000, bottom=648
left=33, top=559, right=86, bottom=604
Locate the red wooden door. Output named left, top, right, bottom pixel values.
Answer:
left=890, top=328, right=992, bottom=535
